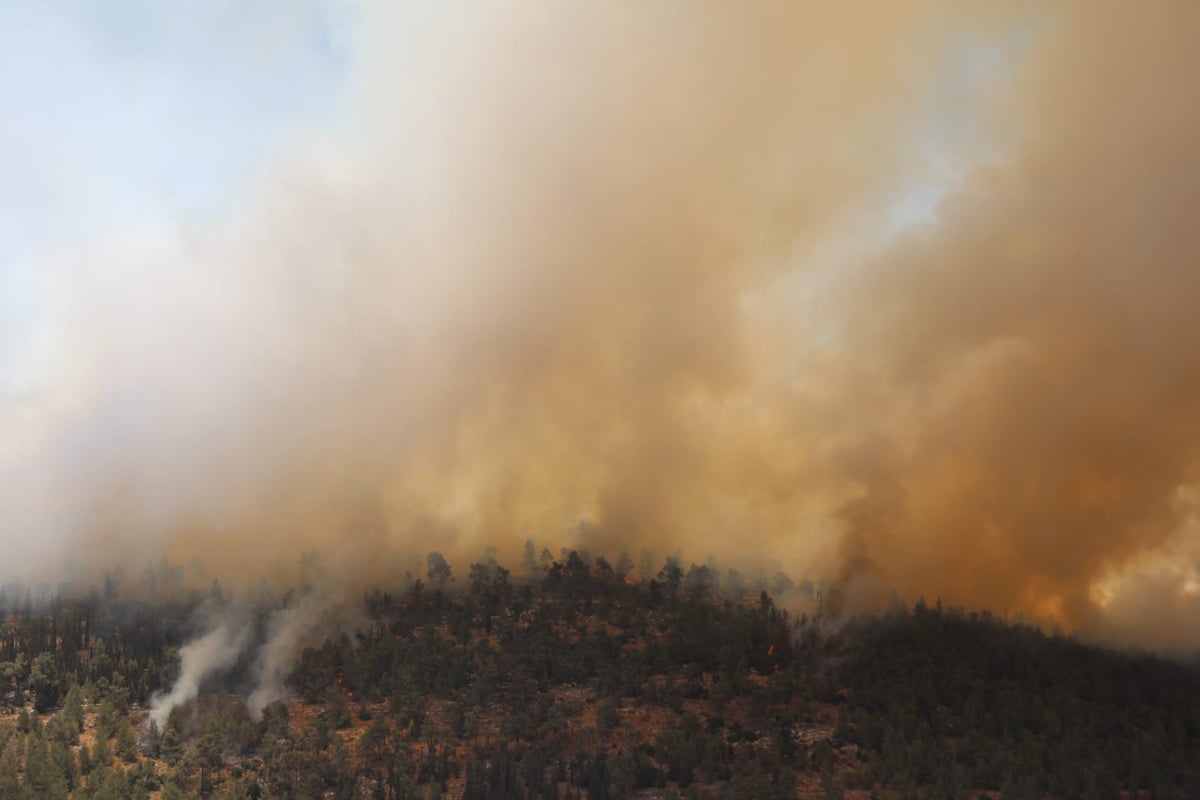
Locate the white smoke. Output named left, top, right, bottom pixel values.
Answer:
left=148, top=618, right=251, bottom=727
left=246, top=591, right=340, bottom=720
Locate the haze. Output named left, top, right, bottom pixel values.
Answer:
left=2, top=2, right=1199, bottom=650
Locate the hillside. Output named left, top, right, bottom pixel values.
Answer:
left=0, top=554, right=1198, bottom=799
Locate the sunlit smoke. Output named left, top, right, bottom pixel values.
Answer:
left=3, top=2, right=1200, bottom=650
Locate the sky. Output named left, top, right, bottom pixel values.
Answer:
left=2, top=2, right=1200, bottom=652
left=1, top=0, right=348, bottom=385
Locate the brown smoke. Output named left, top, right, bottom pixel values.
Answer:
left=10, top=2, right=1200, bottom=648
left=822, top=2, right=1200, bottom=646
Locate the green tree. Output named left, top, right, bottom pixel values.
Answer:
left=159, top=725, right=183, bottom=766
left=96, top=698, right=118, bottom=742
left=59, top=684, right=84, bottom=737
left=25, top=733, right=69, bottom=799
left=324, top=684, right=353, bottom=730
left=0, top=736, right=22, bottom=798
left=115, top=719, right=138, bottom=762
left=28, top=653, right=61, bottom=713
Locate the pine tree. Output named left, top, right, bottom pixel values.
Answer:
left=96, top=698, right=117, bottom=742
left=161, top=775, right=186, bottom=800
left=326, top=684, right=352, bottom=730
left=25, top=732, right=69, bottom=799
left=92, top=732, right=111, bottom=769
left=0, top=735, right=22, bottom=798
left=159, top=725, right=183, bottom=766
left=60, top=684, right=84, bottom=737
left=49, top=738, right=77, bottom=792
left=116, top=719, right=138, bottom=762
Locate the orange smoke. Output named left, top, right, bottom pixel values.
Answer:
left=8, top=2, right=1200, bottom=650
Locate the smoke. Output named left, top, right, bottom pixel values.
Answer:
left=148, top=618, right=251, bottom=728
left=146, top=590, right=345, bottom=724
left=816, top=3, right=1200, bottom=645
left=4, top=2, right=1200, bottom=649
left=246, top=590, right=344, bottom=719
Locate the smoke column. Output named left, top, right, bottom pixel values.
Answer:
left=246, top=591, right=342, bottom=719
left=148, top=620, right=251, bottom=728
left=3, top=2, right=1200, bottom=649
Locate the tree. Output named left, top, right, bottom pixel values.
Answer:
left=116, top=719, right=138, bottom=763
left=594, top=557, right=614, bottom=582
left=25, top=733, right=69, bottom=799
left=523, top=540, right=538, bottom=574
left=92, top=733, right=111, bottom=769
left=141, top=719, right=162, bottom=758
left=359, top=715, right=390, bottom=783
left=684, top=565, right=716, bottom=603
left=90, top=766, right=132, bottom=800
left=159, top=726, right=183, bottom=766
left=96, top=698, right=118, bottom=742
left=49, top=739, right=78, bottom=793
left=77, top=741, right=91, bottom=776
left=0, top=743, right=17, bottom=797
left=658, top=558, right=684, bottom=599
left=468, top=563, right=492, bottom=595
left=261, top=700, right=290, bottom=741
left=616, top=552, right=635, bottom=582
left=161, top=777, right=186, bottom=800
left=597, top=697, right=620, bottom=731
left=28, top=652, right=62, bottom=713
left=325, top=684, right=353, bottom=730
left=426, top=552, right=453, bottom=586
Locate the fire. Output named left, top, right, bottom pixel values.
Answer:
left=335, top=668, right=354, bottom=699
left=767, top=644, right=775, bottom=656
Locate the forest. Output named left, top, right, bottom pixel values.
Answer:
left=0, top=549, right=1198, bottom=799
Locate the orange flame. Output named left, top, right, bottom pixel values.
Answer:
left=335, top=668, right=354, bottom=699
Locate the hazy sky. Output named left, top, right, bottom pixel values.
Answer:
left=1, top=0, right=348, bottom=384
left=2, top=2, right=1199, bottom=651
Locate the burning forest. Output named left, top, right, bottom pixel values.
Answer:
left=3, top=1, right=1200, bottom=797
left=1, top=552, right=1200, bottom=798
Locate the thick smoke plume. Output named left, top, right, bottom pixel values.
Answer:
left=4, top=2, right=1200, bottom=649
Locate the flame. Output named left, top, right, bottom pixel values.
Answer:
left=335, top=667, right=354, bottom=699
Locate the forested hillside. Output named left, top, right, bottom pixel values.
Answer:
left=0, top=552, right=1198, bottom=799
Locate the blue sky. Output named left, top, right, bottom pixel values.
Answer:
left=0, top=0, right=351, bottom=386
